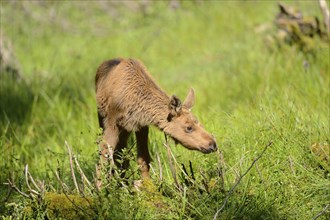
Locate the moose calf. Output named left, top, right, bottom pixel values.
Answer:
left=95, top=58, right=217, bottom=181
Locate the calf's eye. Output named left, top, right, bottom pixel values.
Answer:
left=185, top=126, right=193, bottom=133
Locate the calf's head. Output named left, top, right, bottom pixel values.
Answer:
left=164, top=89, right=217, bottom=154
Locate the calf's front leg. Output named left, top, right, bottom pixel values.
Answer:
left=96, top=123, right=120, bottom=189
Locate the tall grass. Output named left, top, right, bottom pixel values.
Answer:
left=1, top=1, right=329, bottom=219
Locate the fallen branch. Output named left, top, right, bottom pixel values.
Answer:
left=213, top=141, right=273, bottom=220
left=4, top=179, right=30, bottom=198
left=313, top=204, right=329, bottom=220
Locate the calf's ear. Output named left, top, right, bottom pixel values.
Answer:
left=183, top=88, right=195, bottom=110
left=168, top=95, right=182, bottom=121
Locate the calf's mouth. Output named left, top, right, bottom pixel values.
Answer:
left=169, top=136, right=218, bottom=154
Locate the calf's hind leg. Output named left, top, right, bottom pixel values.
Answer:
left=136, top=126, right=151, bottom=179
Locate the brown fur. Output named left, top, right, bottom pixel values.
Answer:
left=95, top=58, right=217, bottom=180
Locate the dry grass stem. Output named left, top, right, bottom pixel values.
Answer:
left=163, top=138, right=182, bottom=191
left=73, top=154, right=92, bottom=188
left=156, top=153, right=163, bottom=181
left=27, top=168, right=41, bottom=192
left=24, top=165, right=35, bottom=197
left=255, top=163, right=264, bottom=183
left=65, top=141, right=80, bottom=193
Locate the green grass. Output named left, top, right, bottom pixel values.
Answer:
left=1, top=1, right=329, bottom=219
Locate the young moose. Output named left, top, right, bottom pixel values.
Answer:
left=95, top=58, right=217, bottom=180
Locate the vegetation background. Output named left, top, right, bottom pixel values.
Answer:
left=0, top=0, right=329, bottom=219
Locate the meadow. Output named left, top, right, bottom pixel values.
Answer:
left=0, top=1, right=329, bottom=219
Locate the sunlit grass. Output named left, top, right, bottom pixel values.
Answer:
left=1, top=1, right=329, bottom=219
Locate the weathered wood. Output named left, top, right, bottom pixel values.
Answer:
left=0, top=33, right=21, bottom=79
left=318, top=0, right=330, bottom=32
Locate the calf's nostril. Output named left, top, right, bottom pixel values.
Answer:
left=208, top=141, right=217, bottom=151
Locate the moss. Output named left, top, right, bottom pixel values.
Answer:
left=140, top=178, right=167, bottom=208
left=23, top=206, right=33, bottom=217
left=131, top=178, right=170, bottom=218
left=44, top=192, right=95, bottom=219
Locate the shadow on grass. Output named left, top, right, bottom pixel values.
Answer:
left=0, top=73, right=33, bottom=129
left=0, top=73, right=34, bottom=211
